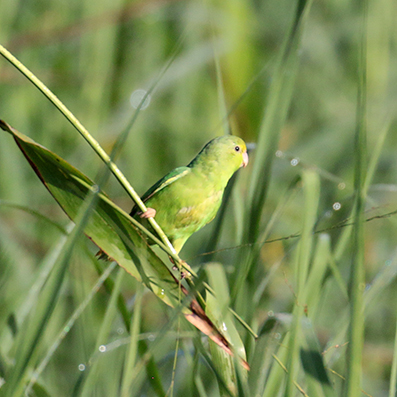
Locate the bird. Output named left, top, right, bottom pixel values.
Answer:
left=131, top=135, right=249, bottom=254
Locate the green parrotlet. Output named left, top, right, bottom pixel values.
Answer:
left=131, top=135, right=249, bottom=253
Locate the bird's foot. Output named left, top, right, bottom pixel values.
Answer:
left=180, top=269, right=192, bottom=279
left=140, top=207, right=156, bottom=219
left=178, top=260, right=192, bottom=279
left=169, top=256, right=192, bottom=279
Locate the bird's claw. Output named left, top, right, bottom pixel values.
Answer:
left=140, top=207, right=156, bottom=219
left=180, top=270, right=191, bottom=279
left=169, top=257, right=192, bottom=279
left=178, top=260, right=192, bottom=279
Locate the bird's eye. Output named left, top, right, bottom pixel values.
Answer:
left=234, top=146, right=240, bottom=152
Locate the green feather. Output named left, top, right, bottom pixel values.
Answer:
left=130, top=167, right=190, bottom=216
left=131, top=135, right=248, bottom=253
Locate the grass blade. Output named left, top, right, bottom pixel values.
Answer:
left=232, top=0, right=314, bottom=305
left=120, top=283, right=143, bottom=397
left=205, top=262, right=249, bottom=395
left=25, top=261, right=117, bottom=394
left=246, top=0, right=313, bottom=241
left=3, top=177, right=102, bottom=396
left=343, top=2, right=367, bottom=395
left=285, top=169, right=320, bottom=397
left=81, top=267, right=125, bottom=395
left=389, top=316, right=397, bottom=397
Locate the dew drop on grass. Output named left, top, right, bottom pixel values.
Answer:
left=78, top=364, right=86, bottom=371
left=148, top=334, right=155, bottom=342
left=267, top=310, right=274, bottom=317
left=332, top=202, right=341, bottom=211
left=130, top=89, right=151, bottom=110
left=99, top=345, right=107, bottom=352
left=338, top=182, right=346, bottom=190
left=290, top=158, right=299, bottom=166
left=275, top=150, right=284, bottom=158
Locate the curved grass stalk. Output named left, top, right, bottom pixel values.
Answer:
left=0, top=43, right=192, bottom=274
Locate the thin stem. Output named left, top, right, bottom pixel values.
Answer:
left=0, top=43, right=189, bottom=273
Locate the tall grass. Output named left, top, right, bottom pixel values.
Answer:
left=344, top=2, right=367, bottom=396
left=1, top=0, right=397, bottom=396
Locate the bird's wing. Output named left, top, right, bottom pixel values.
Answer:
left=130, top=166, right=191, bottom=216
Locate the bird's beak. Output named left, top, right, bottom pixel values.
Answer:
left=242, top=151, right=249, bottom=168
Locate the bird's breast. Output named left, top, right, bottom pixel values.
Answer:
left=177, top=206, right=194, bottom=215
left=144, top=173, right=224, bottom=241
left=174, top=189, right=222, bottom=226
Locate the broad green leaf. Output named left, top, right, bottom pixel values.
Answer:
left=0, top=119, right=180, bottom=308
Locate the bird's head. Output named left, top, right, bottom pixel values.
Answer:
left=190, top=135, right=249, bottom=175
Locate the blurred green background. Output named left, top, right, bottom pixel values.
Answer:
left=1, top=0, right=397, bottom=396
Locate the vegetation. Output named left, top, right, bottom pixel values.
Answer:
left=0, top=0, right=396, bottom=396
